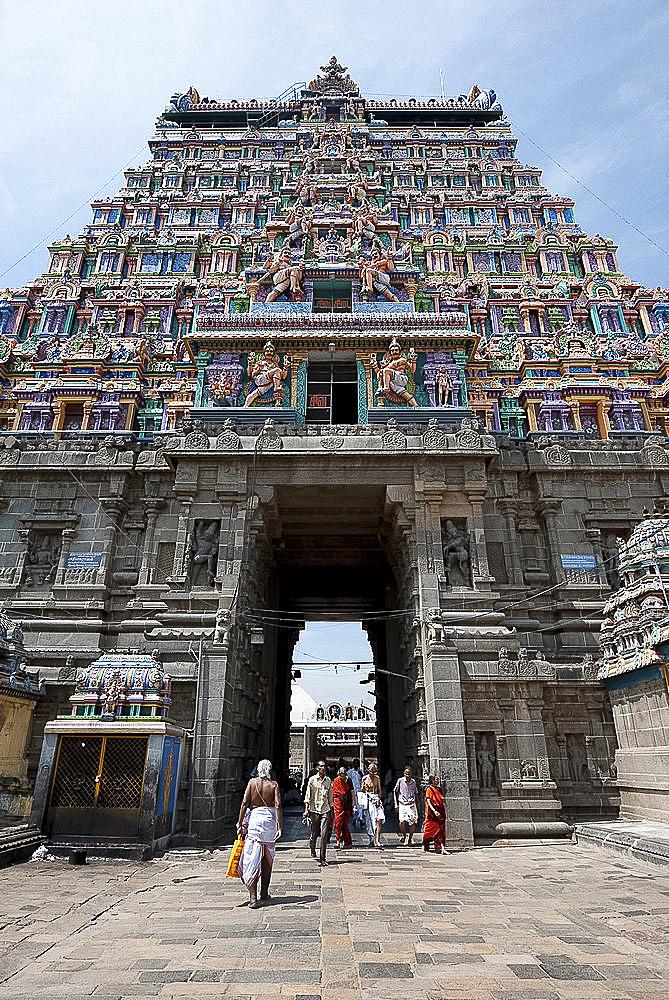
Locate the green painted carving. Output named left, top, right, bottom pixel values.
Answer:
left=357, top=361, right=368, bottom=424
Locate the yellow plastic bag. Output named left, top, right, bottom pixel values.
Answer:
left=226, top=835, right=244, bottom=878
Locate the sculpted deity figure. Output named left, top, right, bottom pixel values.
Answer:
left=244, top=340, right=291, bottom=407
left=187, top=520, right=220, bottom=587
left=371, top=339, right=417, bottom=407
left=359, top=243, right=399, bottom=302
left=346, top=170, right=368, bottom=205
left=353, top=200, right=378, bottom=245
left=441, top=519, right=470, bottom=586
left=259, top=246, right=304, bottom=302
left=476, top=736, right=496, bottom=790
left=286, top=206, right=312, bottom=250
left=436, top=367, right=453, bottom=406
left=103, top=669, right=124, bottom=715
left=294, top=174, right=319, bottom=207
left=566, top=733, right=588, bottom=782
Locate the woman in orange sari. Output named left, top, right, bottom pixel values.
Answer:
left=332, top=766, right=356, bottom=848
left=422, top=774, right=446, bottom=854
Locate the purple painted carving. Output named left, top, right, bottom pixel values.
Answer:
left=206, top=353, right=244, bottom=407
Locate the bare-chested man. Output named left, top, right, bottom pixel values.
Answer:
left=237, top=759, right=282, bottom=908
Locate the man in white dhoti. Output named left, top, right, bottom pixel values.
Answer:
left=237, top=759, right=282, bottom=909
left=393, top=765, right=419, bottom=845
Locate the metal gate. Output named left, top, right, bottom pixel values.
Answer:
left=46, top=735, right=148, bottom=839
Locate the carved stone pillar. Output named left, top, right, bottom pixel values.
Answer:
left=137, top=499, right=164, bottom=586
left=496, top=501, right=525, bottom=587
left=466, top=734, right=479, bottom=794
left=81, top=401, right=94, bottom=431
left=55, top=527, right=77, bottom=586
left=465, top=488, right=494, bottom=589
left=536, top=498, right=565, bottom=585
left=97, top=498, right=127, bottom=590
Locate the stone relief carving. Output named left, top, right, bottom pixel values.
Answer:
left=421, top=417, right=448, bottom=451
left=22, top=531, right=61, bottom=588
left=543, top=443, right=572, bottom=466
left=182, top=418, right=210, bottom=451
left=566, top=733, right=588, bottom=782
left=320, top=434, right=344, bottom=450
left=185, top=520, right=220, bottom=587
left=381, top=417, right=406, bottom=451
left=215, top=419, right=241, bottom=451
left=520, top=759, right=538, bottom=779
left=476, top=733, right=497, bottom=792
left=256, top=418, right=283, bottom=452
left=214, top=608, right=231, bottom=647
left=441, top=518, right=470, bottom=587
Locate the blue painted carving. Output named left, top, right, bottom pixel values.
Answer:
left=250, top=301, right=311, bottom=315
left=353, top=301, right=414, bottom=314
left=296, top=360, right=307, bottom=425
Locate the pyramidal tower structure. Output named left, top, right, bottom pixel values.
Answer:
left=2, top=60, right=668, bottom=848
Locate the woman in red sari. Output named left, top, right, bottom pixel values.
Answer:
left=332, top=767, right=356, bottom=848
left=422, top=774, right=446, bottom=853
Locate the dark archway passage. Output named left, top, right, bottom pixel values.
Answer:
left=259, top=484, right=403, bottom=780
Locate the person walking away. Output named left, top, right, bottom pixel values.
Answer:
left=394, top=766, right=418, bottom=845
left=303, top=759, right=334, bottom=866
left=347, top=758, right=364, bottom=828
left=422, top=774, right=446, bottom=854
left=332, top=766, right=357, bottom=848
left=361, top=762, right=385, bottom=849
left=237, top=758, right=282, bottom=908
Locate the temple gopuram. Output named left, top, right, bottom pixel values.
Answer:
left=1, top=59, right=668, bottom=848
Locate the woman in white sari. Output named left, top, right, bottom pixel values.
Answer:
left=237, top=759, right=282, bottom=908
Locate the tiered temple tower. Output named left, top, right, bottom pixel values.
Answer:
left=1, top=59, right=668, bottom=847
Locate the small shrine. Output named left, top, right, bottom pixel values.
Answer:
left=0, top=612, right=43, bottom=825
left=31, top=652, right=185, bottom=858
left=599, top=510, right=669, bottom=823
left=70, top=652, right=172, bottom=719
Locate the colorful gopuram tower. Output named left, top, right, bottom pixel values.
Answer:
left=1, top=59, right=668, bottom=847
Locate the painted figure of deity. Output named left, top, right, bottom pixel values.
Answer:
left=359, top=243, right=399, bottom=302
left=371, top=339, right=418, bottom=407
left=259, top=247, right=304, bottom=302
left=244, top=341, right=291, bottom=407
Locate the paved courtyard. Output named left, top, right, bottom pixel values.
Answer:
left=1, top=825, right=668, bottom=1000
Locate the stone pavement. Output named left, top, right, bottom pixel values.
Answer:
left=1, top=822, right=668, bottom=1000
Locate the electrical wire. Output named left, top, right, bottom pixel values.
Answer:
left=515, top=125, right=669, bottom=259
left=0, top=144, right=150, bottom=281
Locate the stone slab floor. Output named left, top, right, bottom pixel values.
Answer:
left=1, top=832, right=668, bottom=1000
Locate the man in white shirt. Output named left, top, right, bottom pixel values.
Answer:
left=302, top=759, right=334, bottom=866
left=393, top=766, right=419, bottom=845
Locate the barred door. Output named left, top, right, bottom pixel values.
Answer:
left=47, top=735, right=148, bottom=839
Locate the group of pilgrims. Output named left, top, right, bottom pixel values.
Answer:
left=236, top=758, right=446, bottom=908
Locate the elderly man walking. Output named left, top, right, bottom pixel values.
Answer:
left=303, top=759, right=334, bottom=866
left=394, top=766, right=419, bottom=845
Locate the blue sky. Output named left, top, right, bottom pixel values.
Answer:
left=292, top=622, right=376, bottom=713
left=1, top=0, right=668, bottom=289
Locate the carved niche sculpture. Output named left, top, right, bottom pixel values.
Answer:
left=476, top=733, right=497, bottom=792
left=186, top=520, right=220, bottom=588
left=566, top=733, right=588, bottom=783
left=22, top=531, right=61, bottom=588
left=441, top=519, right=471, bottom=587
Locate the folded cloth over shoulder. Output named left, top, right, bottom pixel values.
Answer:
left=238, top=806, right=277, bottom=888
